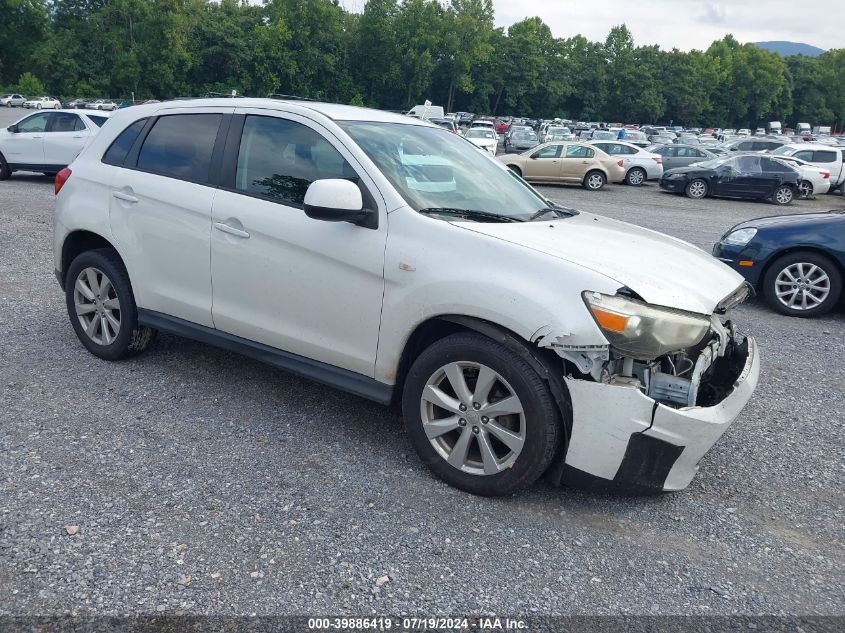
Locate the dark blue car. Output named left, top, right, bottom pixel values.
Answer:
left=713, top=210, right=845, bottom=317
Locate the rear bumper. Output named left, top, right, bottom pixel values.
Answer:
left=558, top=336, right=760, bottom=493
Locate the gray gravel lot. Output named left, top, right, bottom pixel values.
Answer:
left=1, top=106, right=843, bottom=618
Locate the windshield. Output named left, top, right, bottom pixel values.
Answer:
left=513, top=131, right=537, bottom=141
left=592, top=131, right=616, bottom=140
left=625, top=131, right=646, bottom=141
left=770, top=145, right=791, bottom=155
left=465, top=129, right=496, bottom=139
left=340, top=121, right=550, bottom=221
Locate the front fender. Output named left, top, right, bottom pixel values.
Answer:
left=374, top=206, right=618, bottom=383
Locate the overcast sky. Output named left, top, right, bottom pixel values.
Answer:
left=340, top=0, right=841, bottom=52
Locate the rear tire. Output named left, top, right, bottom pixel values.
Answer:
left=402, top=333, right=562, bottom=496
left=772, top=185, right=794, bottom=206
left=762, top=251, right=841, bottom=317
left=583, top=170, right=606, bottom=190
left=65, top=249, right=156, bottom=360
left=798, top=180, right=813, bottom=199
left=625, top=167, right=646, bottom=186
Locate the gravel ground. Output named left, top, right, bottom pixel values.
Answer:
left=1, top=107, right=843, bottom=619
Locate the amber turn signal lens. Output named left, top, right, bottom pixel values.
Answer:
left=739, top=260, right=754, bottom=267
left=590, top=307, right=629, bottom=333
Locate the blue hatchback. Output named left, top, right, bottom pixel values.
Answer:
left=713, top=210, right=845, bottom=317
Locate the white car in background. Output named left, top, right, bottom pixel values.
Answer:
left=768, top=154, right=832, bottom=198
left=463, top=127, right=498, bottom=155
left=91, top=99, right=118, bottom=111
left=23, top=96, right=61, bottom=110
left=0, top=109, right=111, bottom=178
left=588, top=139, right=663, bottom=185
left=771, top=143, right=845, bottom=191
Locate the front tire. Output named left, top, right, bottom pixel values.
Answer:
left=402, top=333, right=562, bottom=496
left=762, top=251, right=841, bottom=317
left=685, top=178, right=708, bottom=199
left=625, top=167, right=646, bottom=186
left=65, top=249, right=156, bottom=360
left=772, top=185, right=794, bottom=206
left=583, top=170, right=606, bottom=190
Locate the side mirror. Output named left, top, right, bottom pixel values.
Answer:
left=7, top=125, right=18, bottom=133
left=304, top=179, right=372, bottom=227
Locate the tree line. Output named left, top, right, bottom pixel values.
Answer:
left=2, top=0, right=844, bottom=128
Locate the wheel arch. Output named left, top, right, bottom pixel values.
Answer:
left=757, top=245, right=845, bottom=293
left=393, top=314, right=572, bottom=455
left=60, top=230, right=127, bottom=290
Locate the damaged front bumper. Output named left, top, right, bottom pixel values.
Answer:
left=555, top=335, right=759, bottom=493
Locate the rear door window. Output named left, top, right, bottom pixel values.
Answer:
left=136, top=114, right=222, bottom=183
left=48, top=112, right=84, bottom=132
left=813, top=150, right=837, bottom=163
left=565, top=145, right=594, bottom=158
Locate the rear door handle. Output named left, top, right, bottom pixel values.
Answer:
left=112, top=191, right=138, bottom=203
left=214, top=222, right=250, bottom=239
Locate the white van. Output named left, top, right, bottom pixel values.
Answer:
left=406, top=104, right=444, bottom=120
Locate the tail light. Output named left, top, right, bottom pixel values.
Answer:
left=54, top=167, right=72, bottom=195
left=617, top=159, right=624, bottom=167
left=822, top=171, right=830, bottom=179
left=653, top=157, right=663, bottom=164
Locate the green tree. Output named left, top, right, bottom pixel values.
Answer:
left=15, top=71, right=44, bottom=95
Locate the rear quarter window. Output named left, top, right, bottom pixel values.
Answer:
left=102, top=118, right=148, bottom=166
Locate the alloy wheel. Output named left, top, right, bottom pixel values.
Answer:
left=627, top=169, right=645, bottom=185
left=587, top=173, right=604, bottom=190
left=798, top=181, right=812, bottom=199
left=688, top=180, right=707, bottom=198
left=775, top=262, right=830, bottom=311
left=420, top=361, right=526, bottom=476
left=73, top=267, right=122, bottom=345
left=775, top=186, right=793, bottom=205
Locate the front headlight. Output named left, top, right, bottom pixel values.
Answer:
left=668, top=172, right=686, bottom=179
left=583, top=292, right=711, bottom=360
left=720, top=227, right=757, bottom=246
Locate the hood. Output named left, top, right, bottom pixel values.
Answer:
left=468, top=138, right=496, bottom=148
left=454, top=212, right=746, bottom=315
left=730, top=210, right=845, bottom=231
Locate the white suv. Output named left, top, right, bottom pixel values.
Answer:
left=53, top=99, right=760, bottom=496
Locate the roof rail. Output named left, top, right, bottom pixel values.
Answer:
left=266, top=93, right=316, bottom=102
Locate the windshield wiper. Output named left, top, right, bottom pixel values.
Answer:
left=528, top=204, right=579, bottom=221
left=418, top=207, right=523, bottom=223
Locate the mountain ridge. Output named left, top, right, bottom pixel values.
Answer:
left=752, top=41, right=825, bottom=57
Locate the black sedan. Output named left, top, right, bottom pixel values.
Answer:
left=713, top=210, right=844, bottom=317
left=660, top=154, right=800, bottom=205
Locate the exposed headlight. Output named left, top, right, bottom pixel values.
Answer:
left=583, top=292, right=711, bottom=360
left=720, top=227, right=757, bottom=246
left=668, top=172, right=686, bottom=179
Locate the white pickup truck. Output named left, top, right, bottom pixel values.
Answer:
left=772, top=143, right=845, bottom=192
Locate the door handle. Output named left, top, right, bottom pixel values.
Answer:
left=72, top=135, right=84, bottom=138
left=214, top=222, right=250, bottom=239
left=112, top=191, right=138, bottom=203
